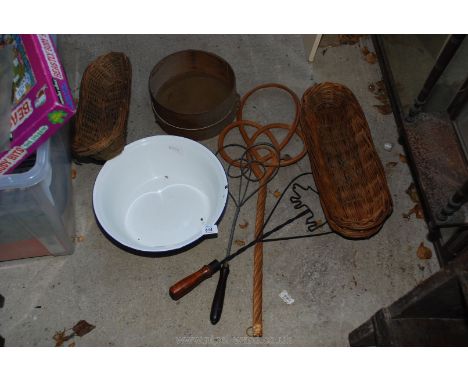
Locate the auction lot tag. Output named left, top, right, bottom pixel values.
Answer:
left=202, top=224, right=218, bottom=235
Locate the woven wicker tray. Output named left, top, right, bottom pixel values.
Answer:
left=72, top=52, right=132, bottom=161
left=301, top=82, right=392, bottom=238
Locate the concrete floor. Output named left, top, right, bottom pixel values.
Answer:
left=0, top=35, right=438, bottom=346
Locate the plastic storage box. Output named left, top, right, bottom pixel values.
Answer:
left=0, top=126, right=74, bottom=261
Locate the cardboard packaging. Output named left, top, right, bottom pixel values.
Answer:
left=0, top=34, right=75, bottom=174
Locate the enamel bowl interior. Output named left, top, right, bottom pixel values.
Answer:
left=93, top=135, right=228, bottom=252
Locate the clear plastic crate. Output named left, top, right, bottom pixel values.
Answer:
left=0, top=126, right=75, bottom=261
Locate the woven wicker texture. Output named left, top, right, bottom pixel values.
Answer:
left=301, top=82, right=392, bottom=238
left=72, top=52, right=132, bottom=161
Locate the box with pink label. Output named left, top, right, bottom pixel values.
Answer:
left=0, top=34, right=76, bottom=174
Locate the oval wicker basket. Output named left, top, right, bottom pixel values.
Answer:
left=301, top=82, right=392, bottom=239
left=72, top=52, right=132, bottom=161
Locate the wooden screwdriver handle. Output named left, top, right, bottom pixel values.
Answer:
left=169, top=260, right=221, bottom=300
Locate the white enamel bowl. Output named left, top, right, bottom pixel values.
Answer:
left=93, top=135, right=228, bottom=252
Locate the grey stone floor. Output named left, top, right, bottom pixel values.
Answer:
left=0, top=35, right=438, bottom=346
